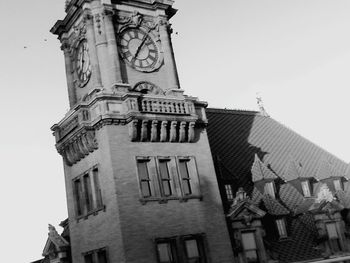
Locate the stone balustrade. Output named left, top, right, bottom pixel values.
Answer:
left=139, top=98, right=193, bottom=115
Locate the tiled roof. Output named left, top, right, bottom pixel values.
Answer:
left=206, top=108, right=348, bottom=262
left=283, top=157, right=303, bottom=182
left=262, top=194, right=289, bottom=215
left=206, top=109, right=348, bottom=187
left=279, top=184, right=304, bottom=213
left=251, top=154, right=278, bottom=182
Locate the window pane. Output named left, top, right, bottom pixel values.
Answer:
left=179, top=160, right=190, bottom=179
left=141, top=181, right=151, bottom=197
left=185, top=239, right=199, bottom=259
left=97, top=250, right=107, bottom=263
left=157, top=243, right=173, bottom=263
left=84, top=254, right=93, bottom=263
left=137, top=161, right=149, bottom=180
left=301, top=181, right=310, bottom=197
left=159, top=161, right=170, bottom=179
left=74, top=179, right=83, bottom=216
left=162, top=180, right=172, bottom=196
left=276, top=219, right=287, bottom=237
left=83, top=174, right=93, bottom=212
left=183, top=179, right=192, bottom=195
left=334, top=180, right=342, bottom=191
left=264, top=182, right=275, bottom=198
left=225, top=184, right=233, bottom=201
left=93, top=168, right=103, bottom=208
left=242, top=232, right=257, bottom=250
left=180, top=161, right=192, bottom=195
left=326, top=223, right=338, bottom=239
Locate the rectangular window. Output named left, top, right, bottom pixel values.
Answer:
left=156, top=240, right=177, bottom=263
left=225, top=184, right=234, bottom=201
left=179, top=160, right=192, bottom=195
left=93, top=168, right=103, bottom=208
left=73, top=166, right=104, bottom=218
left=84, top=254, right=94, bottom=263
left=326, top=223, right=341, bottom=253
left=159, top=159, right=172, bottom=197
left=74, top=178, right=83, bottom=216
left=83, top=174, right=93, bottom=212
left=137, top=159, right=152, bottom=198
left=301, top=180, right=311, bottom=197
left=177, top=157, right=201, bottom=198
left=334, top=179, right=342, bottom=191
left=241, top=232, right=259, bottom=263
left=264, top=182, right=275, bottom=199
left=276, top=219, right=287, bottom=238
left=83, top=248, right=108, bottom=263
left=156, top=235, right=206, bottom=263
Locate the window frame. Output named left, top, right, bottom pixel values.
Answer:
left=82, top=247, right=109, bottom=263
left=72, top=164, right=104, bottom=220
left=155, top=234, right=207, bottom=263
left=136, top=157, right=153, bottom=198
left=326, top=222, right=342, bottom=253
left=158, top=158, right=173, bottom=197
left=333, top=179, right=342, bottom=191
left=275, top=218, right=288, bottom=238
left=264, top=181, right=275, bottom=199
left=301, top=180, right=311, bottom=197
left=224, top=184, right=234, bottom=201
left=176, top=156, right=202, bottom=200
left=155, top=238, right=178, bottom=263
left=241, top=231, right=259, bottom=263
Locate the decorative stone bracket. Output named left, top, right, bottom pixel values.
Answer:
left=128, top=119, right=196, bottom=143
left=57, top=129, right=98, bottom=166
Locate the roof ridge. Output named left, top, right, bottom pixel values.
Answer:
left=207, top=107, right=261, bottom=116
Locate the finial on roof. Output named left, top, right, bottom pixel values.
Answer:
left=256, top=93, right=270, bottom=117
left=48, top=224, right=58, bottom=235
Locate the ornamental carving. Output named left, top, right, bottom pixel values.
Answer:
left=117, top=11, right=158, bottom=37
left=132, top=81, right=164, bottom=95
left=57, top=130, right=98, bottom=166
left=128, top=120, right=197, bottom=143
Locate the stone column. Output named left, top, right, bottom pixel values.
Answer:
left=158, top=18, right=180, bottom=89
left=83, top=10, right=103, bottom=89
left=103, top=7, right=123, bottom=86
left=61, top=38, right=77, bottom=108
left=91, top=7, right=111, bottom=91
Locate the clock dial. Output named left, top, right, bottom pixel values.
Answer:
left=75, top=40, right=91, bottom=87
left=118, top=28, right=160, bottom=72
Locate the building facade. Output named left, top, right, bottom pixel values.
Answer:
left=47, top=0, right=234, bottom=263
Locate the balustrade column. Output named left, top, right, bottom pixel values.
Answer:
left=158, top=18, right=180, bottom=89
left=61, top=38, right=77, bottom=107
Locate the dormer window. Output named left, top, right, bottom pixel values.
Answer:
left=333, top=179, right=342, bottom=191
left=301, top=180, right=311, bottom=197
left=276, top=219, right=287, bottom=238
left=225, top=184, right=234, bottom=201
left=326, top=222, right=341, bottom=253
left=264, top=181, right=275, bottom=199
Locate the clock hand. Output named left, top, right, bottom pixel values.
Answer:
left=133, top=28, right=153, bottom=63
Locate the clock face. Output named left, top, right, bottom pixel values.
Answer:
left=118, top=28, right=160, bottom=72
left=76, top=40, right=91, bottom=87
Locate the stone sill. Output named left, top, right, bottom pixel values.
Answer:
left=139, top=195, right=203, bottom=205
left=75, top=205, right=106, bottom=222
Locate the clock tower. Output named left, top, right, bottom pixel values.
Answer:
left=51, top=0, right=234, bottom=262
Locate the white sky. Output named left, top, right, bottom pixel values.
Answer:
left=1, top=1, right=350, bottom=262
